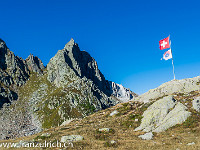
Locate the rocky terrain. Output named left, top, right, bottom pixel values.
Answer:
left=1, top=76, right=200, bottom=149
left=0, top=38, right=135, bottom=140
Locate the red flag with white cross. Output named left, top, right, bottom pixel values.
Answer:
left=159, top=36, right=170, bottom=50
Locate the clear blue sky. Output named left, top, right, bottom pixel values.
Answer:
left=1, top=0, right=200, bottom=94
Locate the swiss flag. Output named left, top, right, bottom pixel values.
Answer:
left=159, top=36, right=170, bottom=50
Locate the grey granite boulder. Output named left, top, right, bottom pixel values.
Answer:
left=135, top=95, right=191, bottom=132
left=61, top=135, right=84, bottom=142
left=192, top=96, right=200, bottom=112
left=138, top=132, right=153, bottom=140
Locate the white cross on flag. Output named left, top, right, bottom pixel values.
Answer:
left=159, top=36, right=170, bottom=50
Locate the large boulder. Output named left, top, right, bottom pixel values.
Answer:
left=135, top=96, right=191, bottom=132
left=61, top=135, right=84, bottom=142
left=192, top=96, right=200, bottom=112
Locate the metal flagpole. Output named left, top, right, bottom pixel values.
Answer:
left=169, top=37, right=176, bottom=80
left=172, top=57, right=176, bottom=80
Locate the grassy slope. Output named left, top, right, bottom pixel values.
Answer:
left=17, top=72, right=96, bottom=129
left=1, top=90, right=200, bottom=149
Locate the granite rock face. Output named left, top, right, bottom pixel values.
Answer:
left=61, top=135, right=84, bottom=143
left=0, top=39, right=28, bottom=108
left=110, top=82, right=137, bottom=102
left=26, top=54, right=45, bottom=75
left=192, top=96, right=200, bottom=112
left=0, top=39, right=29, bottom=86
left=135, top=96, right=191, bottom=133
left=138, top=132, right=153, bottom=140
left=134, top=77, right=200, bottom=103
left=0, top=39, right=46, bottom=108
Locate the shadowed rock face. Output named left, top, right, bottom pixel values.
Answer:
left=0, top=39, right=29, bottom=86
left=0, top=87, right=18, bottom=108
left=0, top=39, right=8, bottom=70
left=47, top=38, right=111, bottom=95
left=0, top=39, right=28, bottom=108
left=0, top=39, right=46, bottom=109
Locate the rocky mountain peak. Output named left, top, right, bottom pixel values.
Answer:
left=25, top=54, right=45, bottom=75
left=0, top=39, right=29, bottom=86
left=47, top=38, right=110, bottom=94
left=64, top=38, right=75, bottom=49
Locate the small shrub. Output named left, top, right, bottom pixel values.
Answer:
left=94, top=129, right=115, bottom=140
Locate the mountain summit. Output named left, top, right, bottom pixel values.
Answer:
left=0, top=38, right=135, bottom=140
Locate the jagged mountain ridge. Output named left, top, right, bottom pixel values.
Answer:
left=0, top=38, right=135, bottom=140
left=0, top=39, right=45, bottom=108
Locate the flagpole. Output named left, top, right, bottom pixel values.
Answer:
left=172, top=57, right=176, bottom=80
left=169, top=36, right=176, bottom=80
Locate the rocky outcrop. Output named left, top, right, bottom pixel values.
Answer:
left=25, top=54, right=45, bottom=75
left=0, top=86, right=18, bottom=108
left=138, top=132, right=153, bottom=140
left=61, top=135, right=84, bottom=143
left=135, top=77, right=200, bottom=103
left=0, top=39, right=29, bottom=86
left=110, top=82, right=136, bottom=102
left=192, top=96, right=200, bottom=112
left=135, top=96, right=191, bottom=133
left=0, top=39, right=28, bottom=108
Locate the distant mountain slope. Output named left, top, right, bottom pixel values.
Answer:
left=0, top=38, right=135, bottom=140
